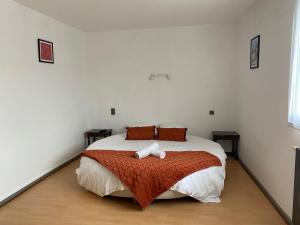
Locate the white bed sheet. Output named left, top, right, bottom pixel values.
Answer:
left=76, top=134, right=227, bottom=203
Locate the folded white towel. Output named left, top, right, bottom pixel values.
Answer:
left=151, top=149, right=166, bottom=159
left=135, top=143, right=166, bottom=159
left=135, top=143, right=160, bottom=159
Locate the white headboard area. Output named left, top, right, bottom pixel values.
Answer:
left=85, top=24, right=238, bottom=138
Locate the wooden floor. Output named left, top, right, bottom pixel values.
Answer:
left=0, top=158, right=287, bottom=225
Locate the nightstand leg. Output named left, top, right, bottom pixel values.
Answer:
left=233, top=139, right=238, bottom=160
left=236, top=140, right=239, bottom=160
left=232, top=139, right=237, bottom=160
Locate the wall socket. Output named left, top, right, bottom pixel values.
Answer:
left=111, top=108, right=115, bottom=115
left=209, top=110, right=215, bottom=115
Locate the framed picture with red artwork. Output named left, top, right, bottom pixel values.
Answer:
left=38, top=39, right=54, bottom=64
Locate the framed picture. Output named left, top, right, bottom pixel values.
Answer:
left=38, top=39, right=54, bottom=64
left=250, top=35, right=260, bottom=69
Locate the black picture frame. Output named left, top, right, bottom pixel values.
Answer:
left=250, top=35, right=260, bottom=69
left=38, top=39, right=54, bottom=64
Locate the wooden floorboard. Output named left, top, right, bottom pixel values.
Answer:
left=0, top=158, right=287, bottom=225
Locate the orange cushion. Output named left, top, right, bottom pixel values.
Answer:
left=126, top=126, right=156, bottom=140
left=156, top=128, right=187, bottom=142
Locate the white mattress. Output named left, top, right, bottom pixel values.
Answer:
left=76, top=134, right=227, bottom=203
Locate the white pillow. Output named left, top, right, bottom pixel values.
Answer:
left=126, top=122, right=158, bottom=128
left=159, top=123, right=185, bottom=128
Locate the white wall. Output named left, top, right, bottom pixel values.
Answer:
left=86, top=25, right=238, bottom=140
left=2, top=0, right=297, bottom=219
left=237, top=0, right=298, bottom=218
left=0, top=0, right=88, bottom=202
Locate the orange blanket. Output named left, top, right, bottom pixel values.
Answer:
left=81, top=150, right=222, bottom=208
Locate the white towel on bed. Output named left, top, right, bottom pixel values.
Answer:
left=151, top=149, right=166, bottom=159
left=135, top=143, right=166, bottom=159
left=135, top=143, right=159, bottom=159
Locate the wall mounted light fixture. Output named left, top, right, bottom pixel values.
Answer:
left=149, top=73, right=171, bottom=81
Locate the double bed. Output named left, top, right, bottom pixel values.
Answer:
left=76, top=133, right=227, bottom=203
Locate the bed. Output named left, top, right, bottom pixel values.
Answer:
left=76, top=133, right=227, bottom=203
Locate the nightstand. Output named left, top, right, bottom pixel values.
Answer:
left=86, top=129, right=112, bottom=145
left=212, top=131, right=240, bottom=160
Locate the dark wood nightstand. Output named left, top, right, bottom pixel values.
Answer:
left=86, top=129, right=112, bottom=145
left=212, top=131, right=240, bottom=160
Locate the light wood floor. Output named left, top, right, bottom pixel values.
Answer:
left=0, top=158, right=287, bottom=225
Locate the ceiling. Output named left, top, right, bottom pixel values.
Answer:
left=13, top=0, right=257, bottom=32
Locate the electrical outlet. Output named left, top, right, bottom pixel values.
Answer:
left=209, top=110, right=215, bottom=115
left=111, top=108, right=115, bottom=115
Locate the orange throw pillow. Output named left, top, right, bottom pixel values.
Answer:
left=126, top=126, right=156, bottom=140
left=156, top=128, right=187, bottom=142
